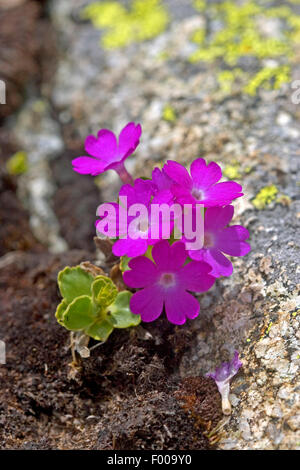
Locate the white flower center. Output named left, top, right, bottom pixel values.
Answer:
left=138, top=219, right=149, bottom=233
left=204, top=232, right=215, bottom=248
left=159, top=272, right=176, bottom=288
left=191, top=187, right=204, bottom=200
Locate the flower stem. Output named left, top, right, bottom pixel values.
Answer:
left=221, top=396, right=232, bottom=415
left=115, top=163, right=134, bottom=185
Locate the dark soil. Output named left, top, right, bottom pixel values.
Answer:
left=0, top=0, right=56, bottom=120
left=0, top=250, right=222, bottom=449
left=0, top=169, right=43, bottom=256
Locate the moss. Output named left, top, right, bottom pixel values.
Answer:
left=162, top=104, right=177, bottom=122
left=192, top=0, right=300, bottom=94
left=83, top=0, right=169, bottom=49
left=252, top=184, right=278, bottom=209
left=6, top=151, right=28, bottom=176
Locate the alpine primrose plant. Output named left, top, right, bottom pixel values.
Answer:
left=56, top=266, right=140, bottom=344
left=56, top=121, right=249, bottom=403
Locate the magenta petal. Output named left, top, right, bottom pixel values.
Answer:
left=96, top=201, right=120, bottom=237
left=124, top=256, right=159, bottom=288
left=151, top=240, right=171, bottom=268
left=178, top=261, right=215, bottom=292
left=152, top=240, right=186, bottom=271
left=152, top=167, right=173, bottom=194
left=151, top=189, right=174, bottom=206
left=130, top=286, right=164, bottom=322
left=207, top=350, right=242, bottom=383
left=169, top=241, right=187, bottom=269
left=217, top=226, right=251, bottom=256
left=190, top=158, right=222, bottom=189
left=171, top=184, right=195, bottom=205
left=119, top=183, right=136, bottom=205
left=118, top=122, right=142, bottom=159
left=119, top=178, right=152, bottom=206
left=163, top=161, right=192, bottom=189
left=85, top=130, right=118, bottom=161
left=164, top=289, right=200, bottom=325
left=133, top=178, right=153, bottom=204
left=72, top=156, right=106, bottom=175
left=112, top=238, right=148, bottom=258
left=205, top=205, right=234, bottom=232
left=204, top=181, right=243, bottom=206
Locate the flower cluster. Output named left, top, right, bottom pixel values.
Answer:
left=74, top=122, right=250, bottom=325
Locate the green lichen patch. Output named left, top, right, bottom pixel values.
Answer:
left=223, top=163, right=242, bottom=180
left=252, top=184, right=278, bottom=209
left=6, top=151, right=28, bottom=175
left=191, top=0, right=300, bottom=95
left=82, top=0, right=169, bottom=49
left=162, top=104, right=177, bottom=123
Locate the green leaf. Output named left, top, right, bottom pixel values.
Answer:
left=91, top=275, right=118, bottom=309
left=58, top=266, right=94, bottom=303
left=63, top=295, right=95, bottom=330
left=85, top=319, right=114, bottom=342
left=109, top=291, right=141, bottom=328
left=55, top=299, right=69, bottom=323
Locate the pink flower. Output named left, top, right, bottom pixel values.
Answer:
left=72, top=122, right=141, bottom=184
left=187, top=205, right=250, bottom=277
left=123, top=240, right=216, bottom=325
left=96, top=179, right=172, bottom=258
left=163, top=158, right=243, bottom=207
left=150, top=167, right=178, bottom=209
left=206, top=350, right=242, bottom=415
left=152, top=167, right=172, bottom=193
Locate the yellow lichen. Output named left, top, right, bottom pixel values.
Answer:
left=252, top=184, right=278, bottom=209
left=243, top=65, right=290, bottom=96
left=192, top=0, right=300, bottom=94
left=244, top=165, right=253, bottom=174
left=218, top=69, right=243, bottom=93
left=82, top=0, right=169, bottom=49
left=162, top=104, right=176, bottom=122
left=193, top=0, right=207, bottom=11
left=6, top=151, right=28, bottom=176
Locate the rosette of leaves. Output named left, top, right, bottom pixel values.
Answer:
left=55, top=266, right=140, bottom=342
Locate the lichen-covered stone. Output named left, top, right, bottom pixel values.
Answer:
left=2, top=0, right=299, bottom=450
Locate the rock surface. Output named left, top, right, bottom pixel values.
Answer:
left=0, top=0, right=299, bottom=450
